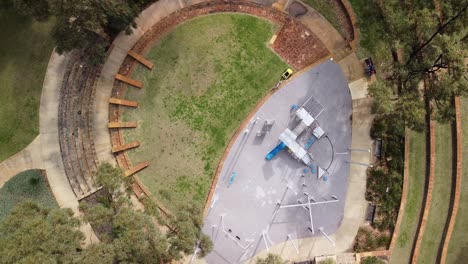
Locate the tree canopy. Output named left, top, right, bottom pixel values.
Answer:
left=367, top=0, right=467, bottom=128
left=11, top=0, right=155, bottom=63
left=0, top=201, right=84, bottom=264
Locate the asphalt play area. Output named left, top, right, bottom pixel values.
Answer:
left=202, top=60, right=353, bottom=263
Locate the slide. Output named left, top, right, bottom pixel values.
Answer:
left=266, top=142, right=287, bottom=160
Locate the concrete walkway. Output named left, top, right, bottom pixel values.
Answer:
left=39, top=51, right=98, bottom=245
left=0, top=136, right=44, bottom=188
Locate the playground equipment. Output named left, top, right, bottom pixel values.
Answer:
left=256, top=119, right=275, bottom=137
left=265, top=142, right=287, bottom=160
left=228, top=172, right=238, bottom=187
left=265, top=95, right=326, bottom=166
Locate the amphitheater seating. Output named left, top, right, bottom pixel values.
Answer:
left=108, top=122, right=138, bottom=128
left=58, top=52, right=100, bottom=199
left=128, top=50, right=154, bottom=69
left=124, top=161, right=149, bottom=177
left=109, top=98, right=139, bottom=107
left=112, top=141, right=140, bottom=153
left=115, top=74, right=144, bottom=88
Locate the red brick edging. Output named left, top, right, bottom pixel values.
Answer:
left=411, top=119, right=436, bottom=263
left=440, top=97, right=462, bottom=263
left=337, top=0, right=359, bottom=50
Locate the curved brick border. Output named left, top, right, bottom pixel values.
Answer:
left=440, top=97, right=462, bottom=264
left=411, top=119, right=436, bottom=263
left=337, top=0, right=359, bottom=50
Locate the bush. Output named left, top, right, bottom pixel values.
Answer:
left=354, top=227, right=390, bottom=252
left=256, top=254, right=285, bottom=264
left=366, top=168, right=402, bottom=231
left=361, top=256, right=386, bottom=264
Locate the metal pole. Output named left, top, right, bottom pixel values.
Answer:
left=319, top=227, right=335, bottom=246
left=280, top=199, right=339, bottom=209
left=346, top=161, right=373, bottom=167
left=287, top=235, right=300, bottom=253
left=287, top=185, right=298, bottom=195
left=303, top=193, right=315, bottom=235
left=262, top=232, right=270, bottom=251
left=348, top=148, right=370, bottom=152
left=210, top=195, right=218, bottom=209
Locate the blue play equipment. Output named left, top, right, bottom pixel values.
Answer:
left=323, top=175, right=328, bottom=182
left=308, top=164, right=316, bottom=173
left=266, top=142, right=287, bottom=160
left=303, top=168, right=308, bottom=174
left=290, top=104, right=299, bottom=110
left=228, top=172, right=237, bottom=187
left=304, top=135, right=317, bottom=149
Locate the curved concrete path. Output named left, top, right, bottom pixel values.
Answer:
left=39, top=51, right=98, bottom=245
left=0, top=136, right=44, bottom=188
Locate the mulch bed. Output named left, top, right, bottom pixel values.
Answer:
left=329, top=0, right=354, bottom=42
left=271, top=19, right=329, bottom=70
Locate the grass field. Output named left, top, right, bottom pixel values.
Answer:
left=418, top=122, right=453, bottom=264
left=446, top=97, right=468, bottom=263
left=390, top=130, right=426, bottom=264
left=302, top=0, right=344, bottom=37
left=0, top=9, right=54, bottom=162
left=123, top=14, right=287, bottom=212
left=0, top=170, right=58, bottom=221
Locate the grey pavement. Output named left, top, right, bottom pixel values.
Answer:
left=202, top=61, right=353, bottom=264
left=39, top=51, right=99, bottom=245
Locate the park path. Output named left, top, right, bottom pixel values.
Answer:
left=0, top=136, right=44, bottom=188
left=0, top=51, right=99, bottom=245
left=39, top=51, right=99, bottom=245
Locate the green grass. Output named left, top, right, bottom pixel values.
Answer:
left=0, top=9, right=55, bottom=162
left=418, top=122, right=453, bottom=264
left=123, top=14, right=287, bottom=212
left=390, top=130, right=426, bottom=264
left=301, top=0, right=344, bottom=37
left=446, top=97, right=468, bottom=263
left=0, top=170, right=58, bottom=221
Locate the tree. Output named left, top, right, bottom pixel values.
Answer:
left=256, top=253, right=286, bottom=264
left=197, top=233, right=214, bottom=258
left=112, top=208, right=169, bottom=263
left=76, top=243, right=115, bottom=264
left=11, top=0, right=153, bottom=64
left=81, top=163, right=171, bottom=263
left=369, top=1, right=467, bottom=127
left=13, top=0, right=50, bottom=21
left=0, top=201, right=84, bottom=264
